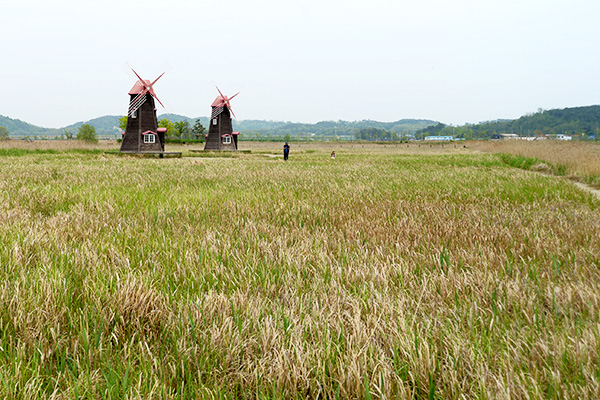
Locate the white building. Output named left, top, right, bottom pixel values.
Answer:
left=424, top=136, right=454, bottom=141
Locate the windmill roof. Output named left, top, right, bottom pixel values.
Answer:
left=211, top=96, right=226, bottom=107
left=129, top=80, right=151, bottom=95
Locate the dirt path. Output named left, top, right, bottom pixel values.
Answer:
left=573, top=181, right=600, bottom=201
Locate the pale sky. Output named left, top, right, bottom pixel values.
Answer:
left=2, top=0, right=599, bottom=128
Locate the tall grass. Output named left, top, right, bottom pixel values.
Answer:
left=0, top=139, right=116, bottom=152
left=469, top=140, right=600, bottom=187
left=0, top=144, right=598, bottom=398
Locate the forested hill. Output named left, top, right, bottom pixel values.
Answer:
left=416, top=105, right=600, bottom=139
left=0, top=115, right=124, bottom=138
left=0, top=115, right=60, bottom=137
left=236, top=119, right=437, bottom=139
left=0, top=114, right=437, bottom=139
left=62, top=116, right=124, bottom=137
left=5, top=106, right=600, bottom=140
left=148, top=116, right=438, bottom=139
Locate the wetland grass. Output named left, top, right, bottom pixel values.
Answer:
left=0, top=142, right=598, bottom=398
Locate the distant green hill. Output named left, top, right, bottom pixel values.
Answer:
left=232, top=119, right=437, bottom=140
left=500, top=106, right=600, bottom=136
left=0, top=114, right=438, bottom=140
left=417, top=105, right=600, bottom=139
left=157, top=114, right=202, bottom=124
left=5, top=105, right=600, bottom=141
left=63, top=116, right=124, bottom=138
left=0, top=115, right=59, bottom=137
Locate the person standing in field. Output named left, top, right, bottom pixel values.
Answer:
left=283, top=142, right=290, bottom=161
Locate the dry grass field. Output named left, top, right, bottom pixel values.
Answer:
left=469, top=140, right=600, bottom=188
left=0, top=140, right=599, bottom=399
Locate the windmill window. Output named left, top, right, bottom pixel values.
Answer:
left=212, top=118, right=217, bottom=125
left=131, top=110, right=137, bottom=118
left=144, top=134, right=156, bottom=144
left=222, top=136, right=232, bottom=144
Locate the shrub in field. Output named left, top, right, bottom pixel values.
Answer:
left=77, top=123, right=98, bottom=143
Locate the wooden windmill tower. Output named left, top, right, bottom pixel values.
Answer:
left=120, top=70, right=168, bottom=153
left=204, top=87, right=240, bottom=151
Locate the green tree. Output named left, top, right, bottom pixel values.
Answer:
left=119, top=116, right=128, bottom=131
left=77, top=124, right=98, bottom=143
left=0, top=126, right=9, bottom=141
left=191, top=119, right=205, bottom=140
left=174, top=120, right=191, bottom=140
left=284, top=133, right=291, bottom=142
left=64, top=129, right=74, bottom=140
left=356, top=127, right=388, bottom=141
left=158, top=119, right=178, bottom=138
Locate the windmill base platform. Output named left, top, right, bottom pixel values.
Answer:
left=117, top=151, right=182, bottom=158
left=189, top=149, right=245, bottom=153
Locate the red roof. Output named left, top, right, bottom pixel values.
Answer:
left=141, top=130, right=156, bottom=135
left=232, top=131, right=240, bottom=135
left=129, top=80, right=152, bottom=95
left=211, top=96, right=226, bottom=108
left=157, top=128, right=167, bottom=133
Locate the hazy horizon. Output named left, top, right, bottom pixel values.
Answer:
left=2, top=111, right=443, bottom=131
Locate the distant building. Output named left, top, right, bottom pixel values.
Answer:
left=424, top=135, right=453, bottom=141
left=493, top=133, right=539, bottom=141
left=498, top=133, right=518, bottom=139
left=556, top=134, right=572, bottom=141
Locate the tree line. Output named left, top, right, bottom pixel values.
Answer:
left=118, top=117, right=206, bottom=140
left=0, top=124, right=99, bottom=142
left=416, top=106, right=600, bottom=140
left=241, top=119, right=436, bottom=141
left=0, top=114, right=437, bottom=140
left=354, top=128, right=409, bottom=141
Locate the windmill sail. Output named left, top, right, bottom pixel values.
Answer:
left=211, top=105, right=225, bottom=118
left=128, top=92, right=147, bottom=116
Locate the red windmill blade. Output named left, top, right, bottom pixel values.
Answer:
left=226, top=99, right=236, bottom=119
left=148, top=72, right=166, bottom=108
left=128, top=69, right=166, bottom=115
left=215, top=86, right=239, bottom=119
left=215, top=86, right=226, bottom=101
left=226, top=92, right=240, bottom=119
left=131, top=69, right=147, bottom=89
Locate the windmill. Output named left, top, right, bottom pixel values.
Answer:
left=120, top=69, right=168, bottom=153
left=204, top=87, right=240, bottom=151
